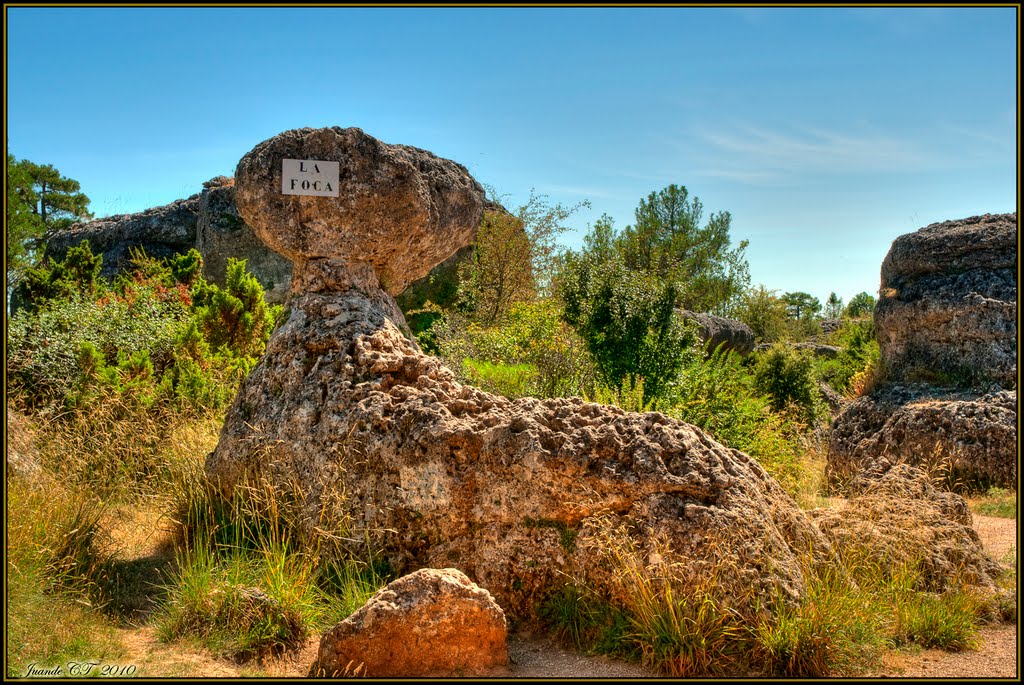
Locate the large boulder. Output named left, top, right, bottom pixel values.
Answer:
left=682, top=311, right=755, bottom=356
left=876, top=213, right=1017, bottom=388
left=206, top=127, right=833, bottom=622
left=309, top=568, right=508, bottom=678
left=829, top=214, right=1018, bottom=490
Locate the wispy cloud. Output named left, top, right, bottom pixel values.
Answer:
left=693, top=168, right=793, bottom=187
left=687, top=122, right=943, bottom=186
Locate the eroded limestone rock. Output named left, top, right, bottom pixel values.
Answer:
left=682, top=311, right=755, bottom=356
left=876, top=213, right=1017, bottom=388
left=206, top=127, right=833, bottom=621
left=829, top=214, right=1018, bottom=489
left=45, top=176, right=294, bottom=303
left=233, top=126, right=485, bottom=296
left=309, top=568, right=508, bottom=678
left=828, top=387, right=1016, bottom=488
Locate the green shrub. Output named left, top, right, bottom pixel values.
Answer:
left=753, top=344, right=822, bottom=423
left=15, top=242, right=103, bottom=311
left=433, top=299, right=596, bottom=399
left=816, top=319, right=880, bottom=395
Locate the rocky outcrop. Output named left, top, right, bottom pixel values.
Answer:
left=45, top=177, right=294, bottom=303
left=234, top=126, right=485, bottom=296
left=754, top=342, right=841, bottom=358
left=206, top=127, right=833, bottom=623
left=829, top=214, right=1018, bottom=490
left=876, top=213, right=1017, bottom=388
left=812, top=463, right=1002, bottom=590
left=682, top=311, right=755, bottom=356
left=828, top=387, right=1016, bottom=488
left=46, top=195, right=201, bottom=279
left=831, top=216, right=1015, bottom=489
left=309, top=568, right=508, bottom=678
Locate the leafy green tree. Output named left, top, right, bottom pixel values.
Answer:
left=559, top=215, right=699, bottom=404
left=844, top=291, right=877, bottom=318
left=457, top=209, right=535, bottom=325
left=6, top=154, right=92, bottom=288
left=457, top=190, right=589, bottom=325
left=824, top=292, right=844, bottom=319
left=619, top=184, right=750, bottom=315
left=781, top=291, right=821, bottom=321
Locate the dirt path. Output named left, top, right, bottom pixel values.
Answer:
left=867, top=513, right=1017, bottom=679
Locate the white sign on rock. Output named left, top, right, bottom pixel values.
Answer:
left=282, top=159, right=340, bottom=197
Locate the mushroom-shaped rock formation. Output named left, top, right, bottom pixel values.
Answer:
left=206, top=127, right=832, bottom=621
left=234, top=126, right=485, bottom=296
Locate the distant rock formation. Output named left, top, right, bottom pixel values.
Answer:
left=205, top=126, right=833, bottom=623
left=194, top=176, right=292, bottom=302
left=829, top=214, right=1017, bottom=489
left=310, top=568, right=508, bottom=678
left=46, top=195, right=201, bottom=276
left=46, top=176, right=293, bottom=302
left=681, top=311, right=755, bottom=356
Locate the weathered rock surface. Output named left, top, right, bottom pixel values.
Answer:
left=682, top=311, right=756, bottom=356
left=812, top=463, right=1002, bottom=590
left=828, top=387, right=1016, bottom=489
left=875, top=213, right=1017, bottom=388
left=309, top=568, right=508, bottom=678
left=195, top=176, right=292, bottom=303
left=829, top=214, right=1018, bottom=490
left=45, top=177, right=294, bottom=303
left=234, top=126, right=485, bottom=296
left=206, top=127, right=833, bottom=622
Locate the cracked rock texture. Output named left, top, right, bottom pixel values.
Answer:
left=829, top=214, right=1017, bottom=489
left=206, top=127, right=833, bottom=621
left=309, top=568, right=508, bottom=678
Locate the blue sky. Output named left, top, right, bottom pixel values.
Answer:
left=6, top=6, right=1017, bottom=304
